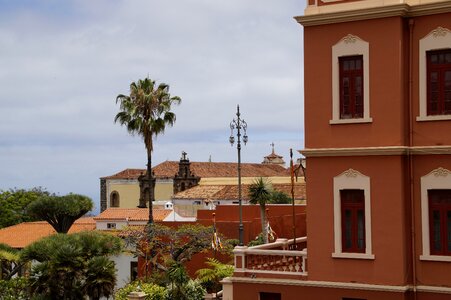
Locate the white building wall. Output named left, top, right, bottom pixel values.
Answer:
left=112, top=253, right=138, bottom=289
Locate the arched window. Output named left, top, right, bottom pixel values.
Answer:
left=110, top=191, right=120, bottom=207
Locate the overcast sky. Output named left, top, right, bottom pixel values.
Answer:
left=0, top=0, right=306, bottom=213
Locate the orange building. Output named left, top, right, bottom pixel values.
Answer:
left=224, top=1, right=451, bottom=299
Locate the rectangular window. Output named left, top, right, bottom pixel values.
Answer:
left=341, top=189, right=365, bottom=253
left=130, top=261, right=138, bottom=281
left=339, top=55, right=364, bottom=119
left=427, top=50, right=451, bottom=116
left=428, top=189, right=451, bottom=255
left=107, top=223, right=116, bottom=229
left=260, top=292, right=281, bottom=300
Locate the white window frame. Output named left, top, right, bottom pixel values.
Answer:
left=417, top=27, right=451, bottom=122
left=331, top=34, right=372, bottom=124
left=420, top=167, right=451, bottom=262
left=333, top=169, right=374, bottom=259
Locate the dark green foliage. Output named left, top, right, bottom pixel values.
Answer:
left=269, top=190, right=292, bottom=204
left=0, top=277, right=29, bottom=300
left=21, top=231, right=123, bottom=300
left=114, top=281, right=166, bottom=300
left=26, top=193, right=93, bottom=233
left=196, top=258, right=234, bottom=293
left=0, top=187, right=50, bottom=229
left=0, top=243, right=24, bottom=280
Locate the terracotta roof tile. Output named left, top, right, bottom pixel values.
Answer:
left=0, top=217, right=96, bottom=249
left=173, top=183, right=306, bottom=201
left=93, top=208, right=171, bottom=222
left=103, top=161, right=291, bottom=180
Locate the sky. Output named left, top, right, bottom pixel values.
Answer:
left=0, top=0, right=306, bottom=213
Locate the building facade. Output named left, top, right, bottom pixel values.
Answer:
left=100, top=152, right=292, bottom=212
left=224, top=1, right=451, bottom=299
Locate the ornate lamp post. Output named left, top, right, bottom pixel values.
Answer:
left=229, top=105, right=248, bottom=246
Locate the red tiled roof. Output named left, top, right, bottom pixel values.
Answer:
left=93, top=208, right=171, bottom=222
left=102, top=161, right=291, bottom=180
left=173, top=183, right=306, bottom=201
left=0, top=217, right=96, bottom=249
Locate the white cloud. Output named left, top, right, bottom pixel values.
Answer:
left=0, top=0, right=306, bottom=211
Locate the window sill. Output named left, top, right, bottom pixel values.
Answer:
left=332, top=252, right=375, bottom=260
left=330, top=117, right=373, bottom=125
left=416, top=115, right=451, bottom=122
left=420, top=255, right=451, bottom=262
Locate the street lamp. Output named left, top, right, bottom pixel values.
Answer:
left=229, top=105, right=248, bottom=246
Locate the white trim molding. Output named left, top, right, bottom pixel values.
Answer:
left=227, top=277, right=410, bottom=292
left=333, top=169, right=374, bottom=259
left=417, top=26, right=451, bottom=122
left=300, top=146, right=408, bottom=157
left=420, top=167, right=451, bottom=262
left=331, top=34, right=372, bottom=124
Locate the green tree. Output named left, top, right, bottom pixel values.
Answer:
left=0, top=243, right=22, bottom=280
left=0, top=187, right=50, bottom=229
left=26, top=193, right=93, bottom=233
left=269, top=190, right=292, bottom=204
left=196, top=258, right=234, bottom=293
left=115, top=77, right=181, bottom=223
left=248, top=177, right=273, bottom=244
left=0, top=277, right=29, bottom=300
left=21, top=231, right=123, bottom=300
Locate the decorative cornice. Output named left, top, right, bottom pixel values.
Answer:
left=430, top=26, right=450, bottom=38
left=295, top=4, right=409, bottom=27
left=295, top=1, right=451, bottom=27
left=342, top=34, right=360, bottom=44
left=409, top=146, right=451, bottom=155
left=299, top=146, right=408, bottom=157
left=342, top=168, right=359, bottom=178
left=431, top=167, right=451, bottom=177
left=300, top=146, right=451, bottom=157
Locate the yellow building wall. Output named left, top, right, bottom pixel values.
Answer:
left=109, top=183, right=140, bottom=208
left=109, top=180, right=174, bottom=208
left=155, top=182, right=173, bottom=201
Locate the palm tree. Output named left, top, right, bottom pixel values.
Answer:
left=21, top=231, right=123, bottom=300
left=115, top=77, right=181, bottom=223
left=248, top=177, right=273, bottom=244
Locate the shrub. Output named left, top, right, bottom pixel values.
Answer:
left=0, top=277, right=29, bottom=300
left=114, top=281, right=166, bottom=300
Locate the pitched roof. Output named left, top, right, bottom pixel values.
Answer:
left=173, top=183, right=306, bottom=201
left=93, top=208, right=171, bottom=222
left=0, top=217, right=96, bottom=249
left=102, top=161, right=291, bottom=180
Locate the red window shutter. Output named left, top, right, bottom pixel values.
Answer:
left=341, top=189, right=365, bottom=253
left=339, top=56, right=364, bottom=119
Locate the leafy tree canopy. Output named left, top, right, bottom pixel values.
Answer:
left=268, top=190, right=292, bottom=204
left=27, top=193, right=93, bottom=233
left=0, top=187, right=51, bottom=229
left=21, top=231, right=123, bottom=300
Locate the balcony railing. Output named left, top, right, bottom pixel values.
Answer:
left=233, top=237, right=307, bottom=279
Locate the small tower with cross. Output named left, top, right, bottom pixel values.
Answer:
left=173, top=151, right=201, bottom=194
left=262, top=142, right=286, bottom=167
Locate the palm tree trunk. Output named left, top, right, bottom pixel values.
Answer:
left=147, top=151, right=154, bottom=224
left=260, top=204, right=268, bottom=244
